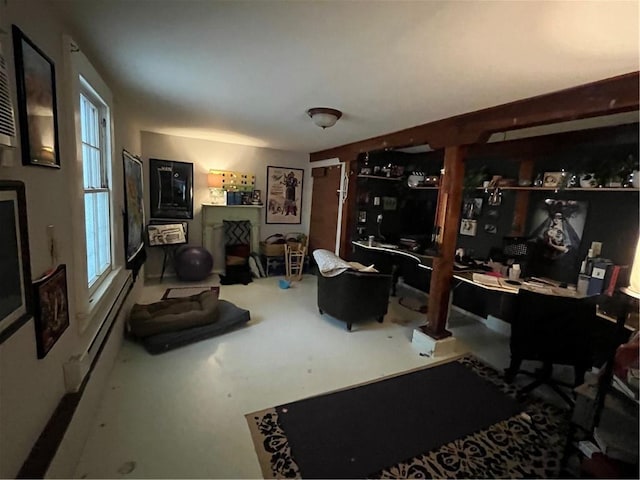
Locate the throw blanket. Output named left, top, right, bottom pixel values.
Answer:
left=312, top=249, right=378, bottom=277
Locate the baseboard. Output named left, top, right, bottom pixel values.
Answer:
left=17, top=280, right=141, bottom=479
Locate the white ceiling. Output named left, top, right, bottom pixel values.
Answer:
left=48, top=0, right=639, bottom=154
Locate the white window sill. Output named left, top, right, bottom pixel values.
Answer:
left=77, top=267, right=130, bottom=342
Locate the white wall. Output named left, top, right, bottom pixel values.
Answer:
left=0, top=1, right=142, bottom=477
left=141, top=131, right=311, bottom=278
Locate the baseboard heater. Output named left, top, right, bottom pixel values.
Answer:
left=63, top=274, right=133, bottom=391
left=17, top=274, right=133, bottom=479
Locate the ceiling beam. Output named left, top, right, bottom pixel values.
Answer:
left=309, top=71, right=639, bottom=162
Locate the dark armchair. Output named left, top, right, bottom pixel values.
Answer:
left=313, top=249, right=392, bottom=331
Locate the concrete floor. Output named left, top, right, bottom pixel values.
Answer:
left=72, top=274, right=527, bottom=479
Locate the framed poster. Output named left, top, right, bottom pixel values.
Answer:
left=123, top=150, right=145, bottom=267
left=12, top=26, right=60, bottom=168
left=149, top=159, right=194, bottom=219
left=147, top=222, right=188, bottom=246
left=266, top=166, right=303, bottom=224
left=0, top=181, right=33, bottom=344
left=32, top=264, right=69, bottom=358
left=529, top=199, right=588, bottom=260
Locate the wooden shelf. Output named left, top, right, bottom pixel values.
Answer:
left=408, top=186, right=439, bottom=190
left=357, top=174, right=402, bottom=181
left=473, top=186, right=640, bottom=192
left=201, top=203, right=264, bottom=208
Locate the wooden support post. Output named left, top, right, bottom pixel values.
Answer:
left=423, top=146, right=466, bottom=339
left=510, top=159, right=534, bottom=236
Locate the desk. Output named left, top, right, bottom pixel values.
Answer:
left=353, top=240, right=586, bottom=323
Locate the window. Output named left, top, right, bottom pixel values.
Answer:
left=80, top=83, right=112, bottom=290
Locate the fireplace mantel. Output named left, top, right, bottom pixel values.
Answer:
left=201, top=204, right=263, bottom=273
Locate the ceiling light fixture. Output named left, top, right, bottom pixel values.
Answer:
left=306, top=107, right=342, bottom=129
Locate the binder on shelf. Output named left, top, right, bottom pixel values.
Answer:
left=587, top=258, right=613, bottom=296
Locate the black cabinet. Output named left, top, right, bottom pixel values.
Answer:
left=351, top=150, right=442, bottom=250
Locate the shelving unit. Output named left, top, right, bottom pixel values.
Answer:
left=357, top=174, right=403, bottom=181
left=474, top=186, right=640, bottom=192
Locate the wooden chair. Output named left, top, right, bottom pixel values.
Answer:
left=284, top=243, right=307, bottom=281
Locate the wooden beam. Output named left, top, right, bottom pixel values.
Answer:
left=423, top=146, right=466, bottom=339
left=309, top=72, right=639, bottom=161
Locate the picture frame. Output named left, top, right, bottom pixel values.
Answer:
left=149, top=158, right=194, bottom=219
left=147, top=222, right=188, bottom=247
left=266, top=166, right=303, bottom=224
left=460, top=219, right=478, bottom=237
left=463, top=198, right=483, bottom=219
left=123, top=150, right=146, bottom=268
left=12, top=26, right=61, bottom=168
left=32, top=264, right=69, bottom=358
left=0, top=181, right=33, bottom=344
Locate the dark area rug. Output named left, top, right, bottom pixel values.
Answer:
left=246, top=356, right=570, bottom=479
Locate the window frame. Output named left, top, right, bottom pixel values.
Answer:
left=65, top=36, right=128, bottom=339
left=80, top=85, right=113, bottom=293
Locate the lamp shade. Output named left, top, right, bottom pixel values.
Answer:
left=208, top=170, right=224, bottom=188
left=307, top=107, right=342, bottom=129
left=623, top=238, right=640, bottom=299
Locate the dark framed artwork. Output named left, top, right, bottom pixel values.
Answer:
left=266, top=166, right=303, bottom=224
left=527, top=198, right=588, bottom=283
left=0, top=181, right=33, bottom=344
left=529, top=199, right=588, bottom=261
left=149, top=159, right=194, bottom=219
left=123, top=150, right=146, bottom=268
left=12, top=25, right=60, bottom=168
left=32, top=264, right=69, bottom=358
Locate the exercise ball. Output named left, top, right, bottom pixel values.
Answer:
left=174, top=245, right=213, bottom=281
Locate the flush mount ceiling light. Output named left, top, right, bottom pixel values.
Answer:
left=306, top=107, right=342, bottom=129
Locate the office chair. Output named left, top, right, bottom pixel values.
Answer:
left=504, top=289, right=596, bottom=407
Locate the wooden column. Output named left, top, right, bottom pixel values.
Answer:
left=510, top=158, right=534, bottom=236
left=423, top=145, right=466, bottom=339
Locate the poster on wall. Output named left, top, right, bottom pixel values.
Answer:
left=528, top=198, right=588, bottom=261
left=266, top=166, right=303, bottom=224
left=123, top=150, right=146, bottom=272
left=527, top=198, right=588, bottom=283
left=149, top=159, right=194, bottom=219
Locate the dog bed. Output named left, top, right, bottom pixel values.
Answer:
left=129, top=290, right=220, bottom=338
left=128, top=291, right=250, bottom=354
left=141, top=300, right=250, bottom=354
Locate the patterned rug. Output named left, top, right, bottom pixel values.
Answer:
left=245, top=356, right=570, bottom=479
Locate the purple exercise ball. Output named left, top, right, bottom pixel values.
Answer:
left=174, top=246, right=213, bottom=281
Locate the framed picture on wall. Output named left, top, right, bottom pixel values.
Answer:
left=12, top=26, right=61, bottom=168
left=266, top=166, right=303, bottom=224
left=0, top=181, right=33, bottom=345
left=32, top=264, right=69, bottom=358
left=123, top=150, right=146, bottom=268
left=149, top=159, right=194, bottom=219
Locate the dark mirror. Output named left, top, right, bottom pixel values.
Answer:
left=149, top=159, right=193, bottom=219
